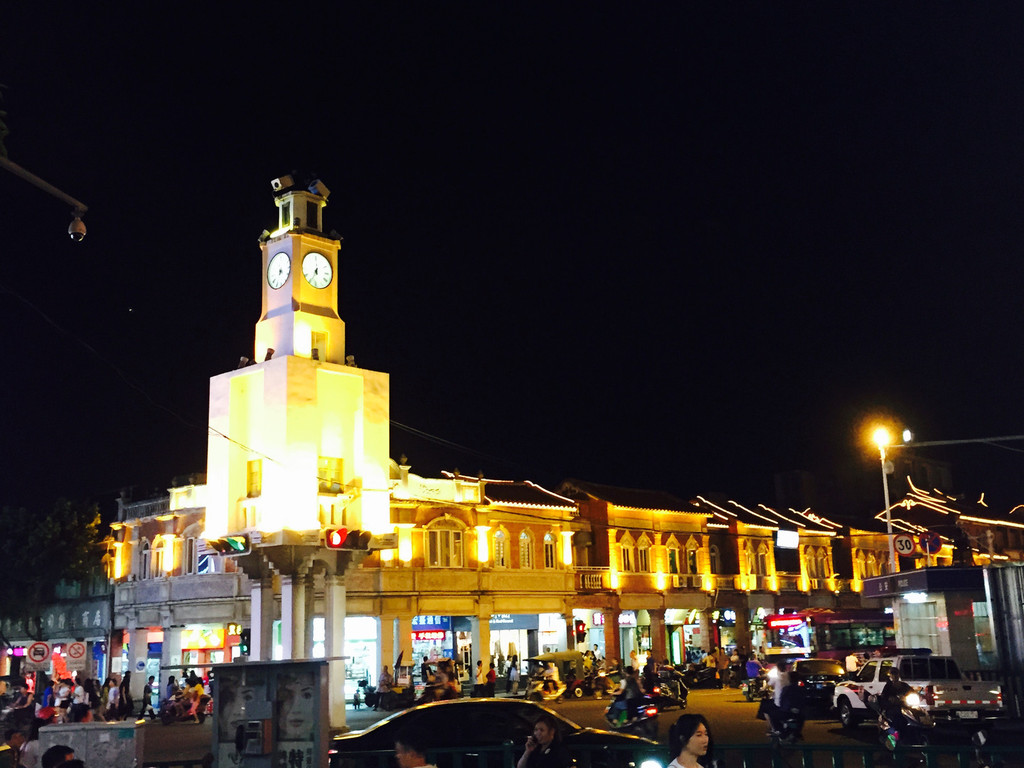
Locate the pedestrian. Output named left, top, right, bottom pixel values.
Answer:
left=394, top=728, right=437, bottom=768
left=21, top=709, right=56, bottom=768
left=40, top=744, right=74, bottom=768
left=420, top=657, right=433, bottom=685
left=845, top=651, right=860, bottom=675
left=508, top=659, right=520, bottom=697
left=375, top=665, right=393, bottom=711
left=486, top=663, right=497, bottom=697
left=668, top=713, right=716, bottom=768
left=516, top=713, right=572, bottom=768
left=104, top=677, right=121, bottom=722
left=140, top=676, right=157, bottom=720
left=119, top=671, right=134, bottom=720
left=4, top=728, right=26, bottom=767
left=713, top=647, right=729, bottom=688
left=165, top=676, right=178, bottom=702
left=9, top=681, right=35, bottom=727
left=474, top=660, right=486, bottom=697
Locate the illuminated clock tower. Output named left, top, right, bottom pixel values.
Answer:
left=203, top=176, right=390, bottom=728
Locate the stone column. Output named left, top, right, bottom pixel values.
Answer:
left=129, top=624, right=148, bottom=700
left=603, top=609, right=621, bottom=667
left=304, top=572, right=316, bottom=658
left=325, top=574, right=347, bottom=731
left=469, top=615, right=492, bottom=670
left=281, top=575, right=295, bottom=659
left=250, top=576, right=275, bottom=661
left=649, top=609, right=667, bottom=662
left=160, top=624, right=182, bottom=692
left=379, top=615, right=396, bottom=675
left=398, top=615, right=413, bottom=666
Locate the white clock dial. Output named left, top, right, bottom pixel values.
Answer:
left=267, top=252, right=291, bottom=289
left=302, top=252, right=333, bottom=289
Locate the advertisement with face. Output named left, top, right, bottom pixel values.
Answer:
left=275, top=668, right=317, bottom=768
left=215, top=667, right=268, bottom=768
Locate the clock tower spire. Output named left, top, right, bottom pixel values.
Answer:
left=254, top=174, right=345, bottom=364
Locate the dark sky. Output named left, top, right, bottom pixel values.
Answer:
left=4, top=7, right=1024, bottom=518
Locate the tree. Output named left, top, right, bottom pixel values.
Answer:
left=0, top=499, right=102, bottom=647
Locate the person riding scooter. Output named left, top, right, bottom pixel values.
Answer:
left=608, top=666, right=644, bottom=726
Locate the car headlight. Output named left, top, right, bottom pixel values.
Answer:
left=904, top=692, right=921, bottom=708
left=640, top=760, right=664, bottom=768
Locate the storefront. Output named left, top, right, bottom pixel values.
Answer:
left=709, top=608, right=737, bottom=651
left=412, top=615, right=455, bottom=666
left=488, top=614, right=536, bottom=675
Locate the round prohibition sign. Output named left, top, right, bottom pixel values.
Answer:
left=67, top=642, right=86, bottom=660
left=893, top=533, right=917, bottom=556
left=920, top=531, right=943, bottom=554
left=27, top=642, right=49, bottom=664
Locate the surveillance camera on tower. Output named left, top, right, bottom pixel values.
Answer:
left=68, top=216, right=86, bottom=242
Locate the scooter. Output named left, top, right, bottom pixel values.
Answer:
left=603, top=696, right=659, bottom=739
left=873, top=692, right=934, bottom=752
left=527, top=676, right=567, bottom=702
left=682, top=665, right=721, bottom=689
left=647, top=679, right=688, bottom=711
left=565, top=672, right=605, bottom=699
left=159, top=693, right=211, bottom=725
left=742, top=669, right=768, bottom=702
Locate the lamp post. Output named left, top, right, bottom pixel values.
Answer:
left=873, top=427, right=897, bottom=575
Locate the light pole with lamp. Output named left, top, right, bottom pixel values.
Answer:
left=873, top=427, right=898, bottom=575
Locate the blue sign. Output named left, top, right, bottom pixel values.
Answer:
left=919, top=531, right=942, bottom=554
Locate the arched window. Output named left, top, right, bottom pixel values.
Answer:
left=755, top=545, right=768, bottom=576
left=637, top=536, right=651, bottom=572
left=855, top=550, right=866, bottom=580
left=519, top=530, right=534, bottom=569
left=543, top=533, right=557, bottom=569
left=426, top=519, right=464, bottom=567
left=140, top=539, right=151, bottom=580
left=816, top=550, right=830, bottom=580
left=493, top=529, right=508, bottom=568
left=708, top=545, right=721, bottom=574
left=805, top=547, right=819, bottom=579
left=620, top=535, right=636, bottom=572
left=663, top=544, right=679, bottom=573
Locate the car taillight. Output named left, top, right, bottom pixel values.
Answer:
left=652, top=685, right=661, bottom=694
left=644, top=706, right=658, bottom=717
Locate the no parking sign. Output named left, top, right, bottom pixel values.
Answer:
left=919, top=531, right=943, bottom=554
left=66, top=641, right=88, bottom=672
left=23, top=641, right=52, bottom=671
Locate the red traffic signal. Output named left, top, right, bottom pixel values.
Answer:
left=574, top=619, right=587, bottom=643
left=325, top=527, right=348, bottom=549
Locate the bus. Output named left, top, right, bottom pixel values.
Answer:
left=761, top=608, right=895, bottom=660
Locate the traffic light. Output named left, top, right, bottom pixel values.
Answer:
left=574, top=619, right=587, bottom=643
left=206, top=534, right=251, bottom=555
left=324, top=527, right=373, bottom=550
left=239, top=628, right=251, bottom=656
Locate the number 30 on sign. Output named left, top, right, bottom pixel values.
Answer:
left=893, top=533, right=917, bottom=556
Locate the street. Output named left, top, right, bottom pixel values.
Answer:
left=140, top=687, right=1023, bottom=764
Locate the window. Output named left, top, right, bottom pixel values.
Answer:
left=686, top=546, right=699, bottom=575
left=493, top=530, right=508, bottom=568
left=519, top=531, right=534, bottom=569
left=637, top=539, right=651, bottom=572
left=667, top=546, right=680, bottom=574
left=185, top=537, right=197, bottom=575
left=140, top=540, right=151, bottom=580
left=816, top=550, right=830, bottom=579
left=311, top=331, right=327, bottom=361
left=318, top=456, right=343, bottom=493
left=621, top=544, right=634, bottom=572
left=709, top=545, right=720, bottom=574
left=426, top=521, right=464, bottom=567
left=543, top=533, right=557, bottom=569
left=247, top=459, right=262, bottom=497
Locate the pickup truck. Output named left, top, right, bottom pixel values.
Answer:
left=833, top=654, right=1004, bottom=728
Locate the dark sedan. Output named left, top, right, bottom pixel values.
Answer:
left=791, top=658, right=846, bottom=709
left=330, top=698, right=662, bottom=768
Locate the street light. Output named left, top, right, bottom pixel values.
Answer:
left=873, top=427, right=898, bottom=575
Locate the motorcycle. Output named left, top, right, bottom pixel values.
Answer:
left=646, top=674, right=688, bottom=711
left=872, top=691, right=934, bottom=752
left=564, top=671, right=606, bottom=699
left=741, top=669, right=768, bottom=702
left=603, top=696, right=659, bottom=739
left=682, top=665, right=721, bottom=689
left=159, top=692, right=211, bottom=725
left=526, top=675, right=567, bottom=702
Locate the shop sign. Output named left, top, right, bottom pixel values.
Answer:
left=412, top=615, right=452, bottom=630
left=412, top=631, right=446, bottom=641
left=591, top=611, right=637, bottom=627
left=182, top=627, right=225, bottom=650
left=488, top=614, right=539, bottom=630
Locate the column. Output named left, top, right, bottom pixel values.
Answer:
left=250, top=577, right=275, bottom=661
left=160, top=624, right=182, bottom=692
left=397, top=615, right=413, bottom=666
left=303, top=572, right=316, bottom=659
left=281, top=575, right=295, bottom=659
left=325, top=574, right=347, bottom=731
left=379, top=615, right=396, bottom=674
left=603, top=609, right=621, bottom=667
left=565, top=615, right=575, bottom=650
left=129, top=625, right=148, bottom=700
left=649, top=609, right=667, bottom=662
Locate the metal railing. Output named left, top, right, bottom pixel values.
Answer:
left=325, top=741, right=1024, bottom=768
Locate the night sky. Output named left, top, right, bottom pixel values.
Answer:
left=4, top=7, right=1024, bottom=519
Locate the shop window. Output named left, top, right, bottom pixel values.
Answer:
left=543, top=533, right=556, bottom=569
left=519, top=530, right=534, bottom=569
left=140, top=539, right=151, bottom=580
left=708, top=545, right=720, bottom=574
left=426, top=521, right=464, bottom=567
left=247, top=459, right=262, bottom=497
left=493, top=529, right=508, bottom=568
left=318, top=456, right=343, bottom=493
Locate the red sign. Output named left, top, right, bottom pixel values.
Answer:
left=66, top=642, right=86, bottom=660
left=412, top=631, right=446, bottom=641
left=26, top=642, right=50, bottom=664
left=768, top=617, right=804, bottom=629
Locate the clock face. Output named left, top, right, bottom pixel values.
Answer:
left=267, top=252, right=291, bottom=289
left=302, top=252, right=333, bottom=289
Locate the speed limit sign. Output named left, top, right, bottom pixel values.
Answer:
left=893, top=533, right=917, bottom=557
